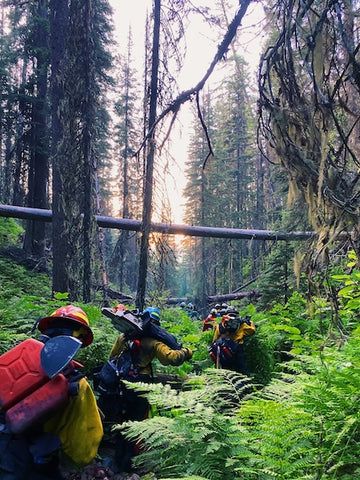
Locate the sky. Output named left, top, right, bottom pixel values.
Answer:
left=110, top=1, right=266, bottom=223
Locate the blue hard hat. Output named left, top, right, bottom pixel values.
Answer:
left=143, top=307, right=161, bottom=324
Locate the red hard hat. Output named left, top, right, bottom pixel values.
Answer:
left=221, top=314, right=230, bottom=326
left=114, top=304, right=126, bottom=312
left=38, top=305, right=94, bottom=347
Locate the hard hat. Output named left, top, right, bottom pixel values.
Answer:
left=210, top=308, right=217, bottom=315
left=143, top=307, right=161, bottom=325
left=38, top=305, right=94, bottom=347
left=227, top=305, right=238, bottom=314
left=114, top=303, right=126, bottom=312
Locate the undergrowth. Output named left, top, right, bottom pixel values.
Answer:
left=2, top=243, right=360, bottom=479
left=114, top=252, right=360, bottom=480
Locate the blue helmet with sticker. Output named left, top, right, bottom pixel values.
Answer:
left=143, top=307, right=161, bottom=325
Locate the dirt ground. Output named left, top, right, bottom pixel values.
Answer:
left=60, top=442, right=155, bottom=480
left=61, top=462, right=146, bottom=480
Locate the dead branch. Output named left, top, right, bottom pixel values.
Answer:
left=135, top=0, right=253, bottom=155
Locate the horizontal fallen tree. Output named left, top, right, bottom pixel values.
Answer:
left=207, top=290, right=260, bottom=302
left=166, top=291, right=259, bottom=304
left=0, top=204, right=315, bottom=241
left=98, top=289, right=259, bottom=306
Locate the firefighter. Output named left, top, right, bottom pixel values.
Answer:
left=202, top=308, right=218, bottom=332
left=185, top=302, right=200, bottom=320
left=210, top=310, right=256, bottom=375
left=0, top=305, right=103, bottom=480
left=96, top=306, right=192, bottom=472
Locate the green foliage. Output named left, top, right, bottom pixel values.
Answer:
left=332, top=250, right=360, bottom=312
left=118, top=370, right=253, bottom=480
left=0, top=218, right=24, bottom=246
left=235, top=337, right=360, bottom=479
left=119, top=329, right=360, bottom=479
left=0, top=256, right=117, bottom=368
left=256, top=241, right=297, bottom=309
left=0, top=258, right=53, bottom=354
left=3, top=251, right=360, bottom=479
left=0, top=257, right=51, bottom=300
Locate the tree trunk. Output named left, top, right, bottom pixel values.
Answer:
left=82, top=0, right=96, bottom=303
left=50, top=0, right=69, bottom=295
left=136, top=0, right=161, bottom=310
left=24, top=0, right=49, bottom=262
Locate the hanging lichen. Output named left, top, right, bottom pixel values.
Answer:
left=258, top=0, right=360, bottom=277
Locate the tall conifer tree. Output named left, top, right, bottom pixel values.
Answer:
left=50, top=0, right=112, bottom=300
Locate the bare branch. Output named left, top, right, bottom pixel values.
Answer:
left=137, top=0, right=253, bottom=153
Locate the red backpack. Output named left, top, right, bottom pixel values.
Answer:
left=0, top=338, right=80, bottom=434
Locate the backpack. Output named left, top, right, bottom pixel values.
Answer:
left=101, top=307, right=182, bottom=350
left=93, top=345, right=142, bottom=419
left=0, top=338, right=83, bottom=434
left=209, top=337, right=240, bottom=368
left=95, top=348, right=139, bottom=393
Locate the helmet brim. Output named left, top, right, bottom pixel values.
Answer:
left=38, top=315, right=94, bottom=347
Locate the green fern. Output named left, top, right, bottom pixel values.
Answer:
left=115, top=370, right=253, bottom=480
left=114, top=337, right=360, bottom=480
left=236, top=341, right=360, bottom=479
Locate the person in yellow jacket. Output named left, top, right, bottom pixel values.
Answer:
left=211, top=310, right=256, bottom=375
left=96, top=306, right=192, bottom=472
left=109, top=319, right=193, bottom=376
left=0, top=305, right=103, bottom=480
left=38, top=306, right=103, bottom=470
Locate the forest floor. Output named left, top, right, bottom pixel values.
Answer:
left=59, top=427, right=159, bottom=480
left=60, top=445, right=154, bottom=480
left=61, top=463, right=148, bottom=480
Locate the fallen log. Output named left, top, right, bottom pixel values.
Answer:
left=0, top=204, right=314, bottom=241
left=95, top=290, right=259, bottom=306
left=99, top=287, right=133, bottom=303
left=207, top=290, right=260, bottom=303
left=165, top=297, right=189, bottom=305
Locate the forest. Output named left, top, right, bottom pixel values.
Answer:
left=1, top=0, right=360, bottom=479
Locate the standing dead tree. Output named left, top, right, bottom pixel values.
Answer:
left=135, top=0, right=253, bottom=309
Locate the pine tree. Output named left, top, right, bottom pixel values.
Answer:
left=50, top=0, right=113, bottom=300
left=23, top=0, right=50, bottom=263
left=109, top=29, right=142, bottom=292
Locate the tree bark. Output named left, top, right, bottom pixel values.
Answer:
left=135, top=0, right=161, bottom=311
left=0, top=204, right=316, bottom=241
left=207, top=291, right=259, bottom=302
left=24, top=0, right=49, bottom=262
left=49, top=0, right=69, bottom=295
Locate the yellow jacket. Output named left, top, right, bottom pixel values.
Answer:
left=43, top=377, right=103, bottom=466
left=110, top=333, right=192, bottom=375
left=213, top=318, right=256, bottom=344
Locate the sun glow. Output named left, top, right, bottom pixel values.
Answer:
left=110, top=1, right=265, bottom=225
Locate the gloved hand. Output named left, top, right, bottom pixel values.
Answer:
left=129, top=339, right=141, bottom=353
left=240, top=316, right=252, bottom=326
left=184, top=347, right=193, bottom=361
